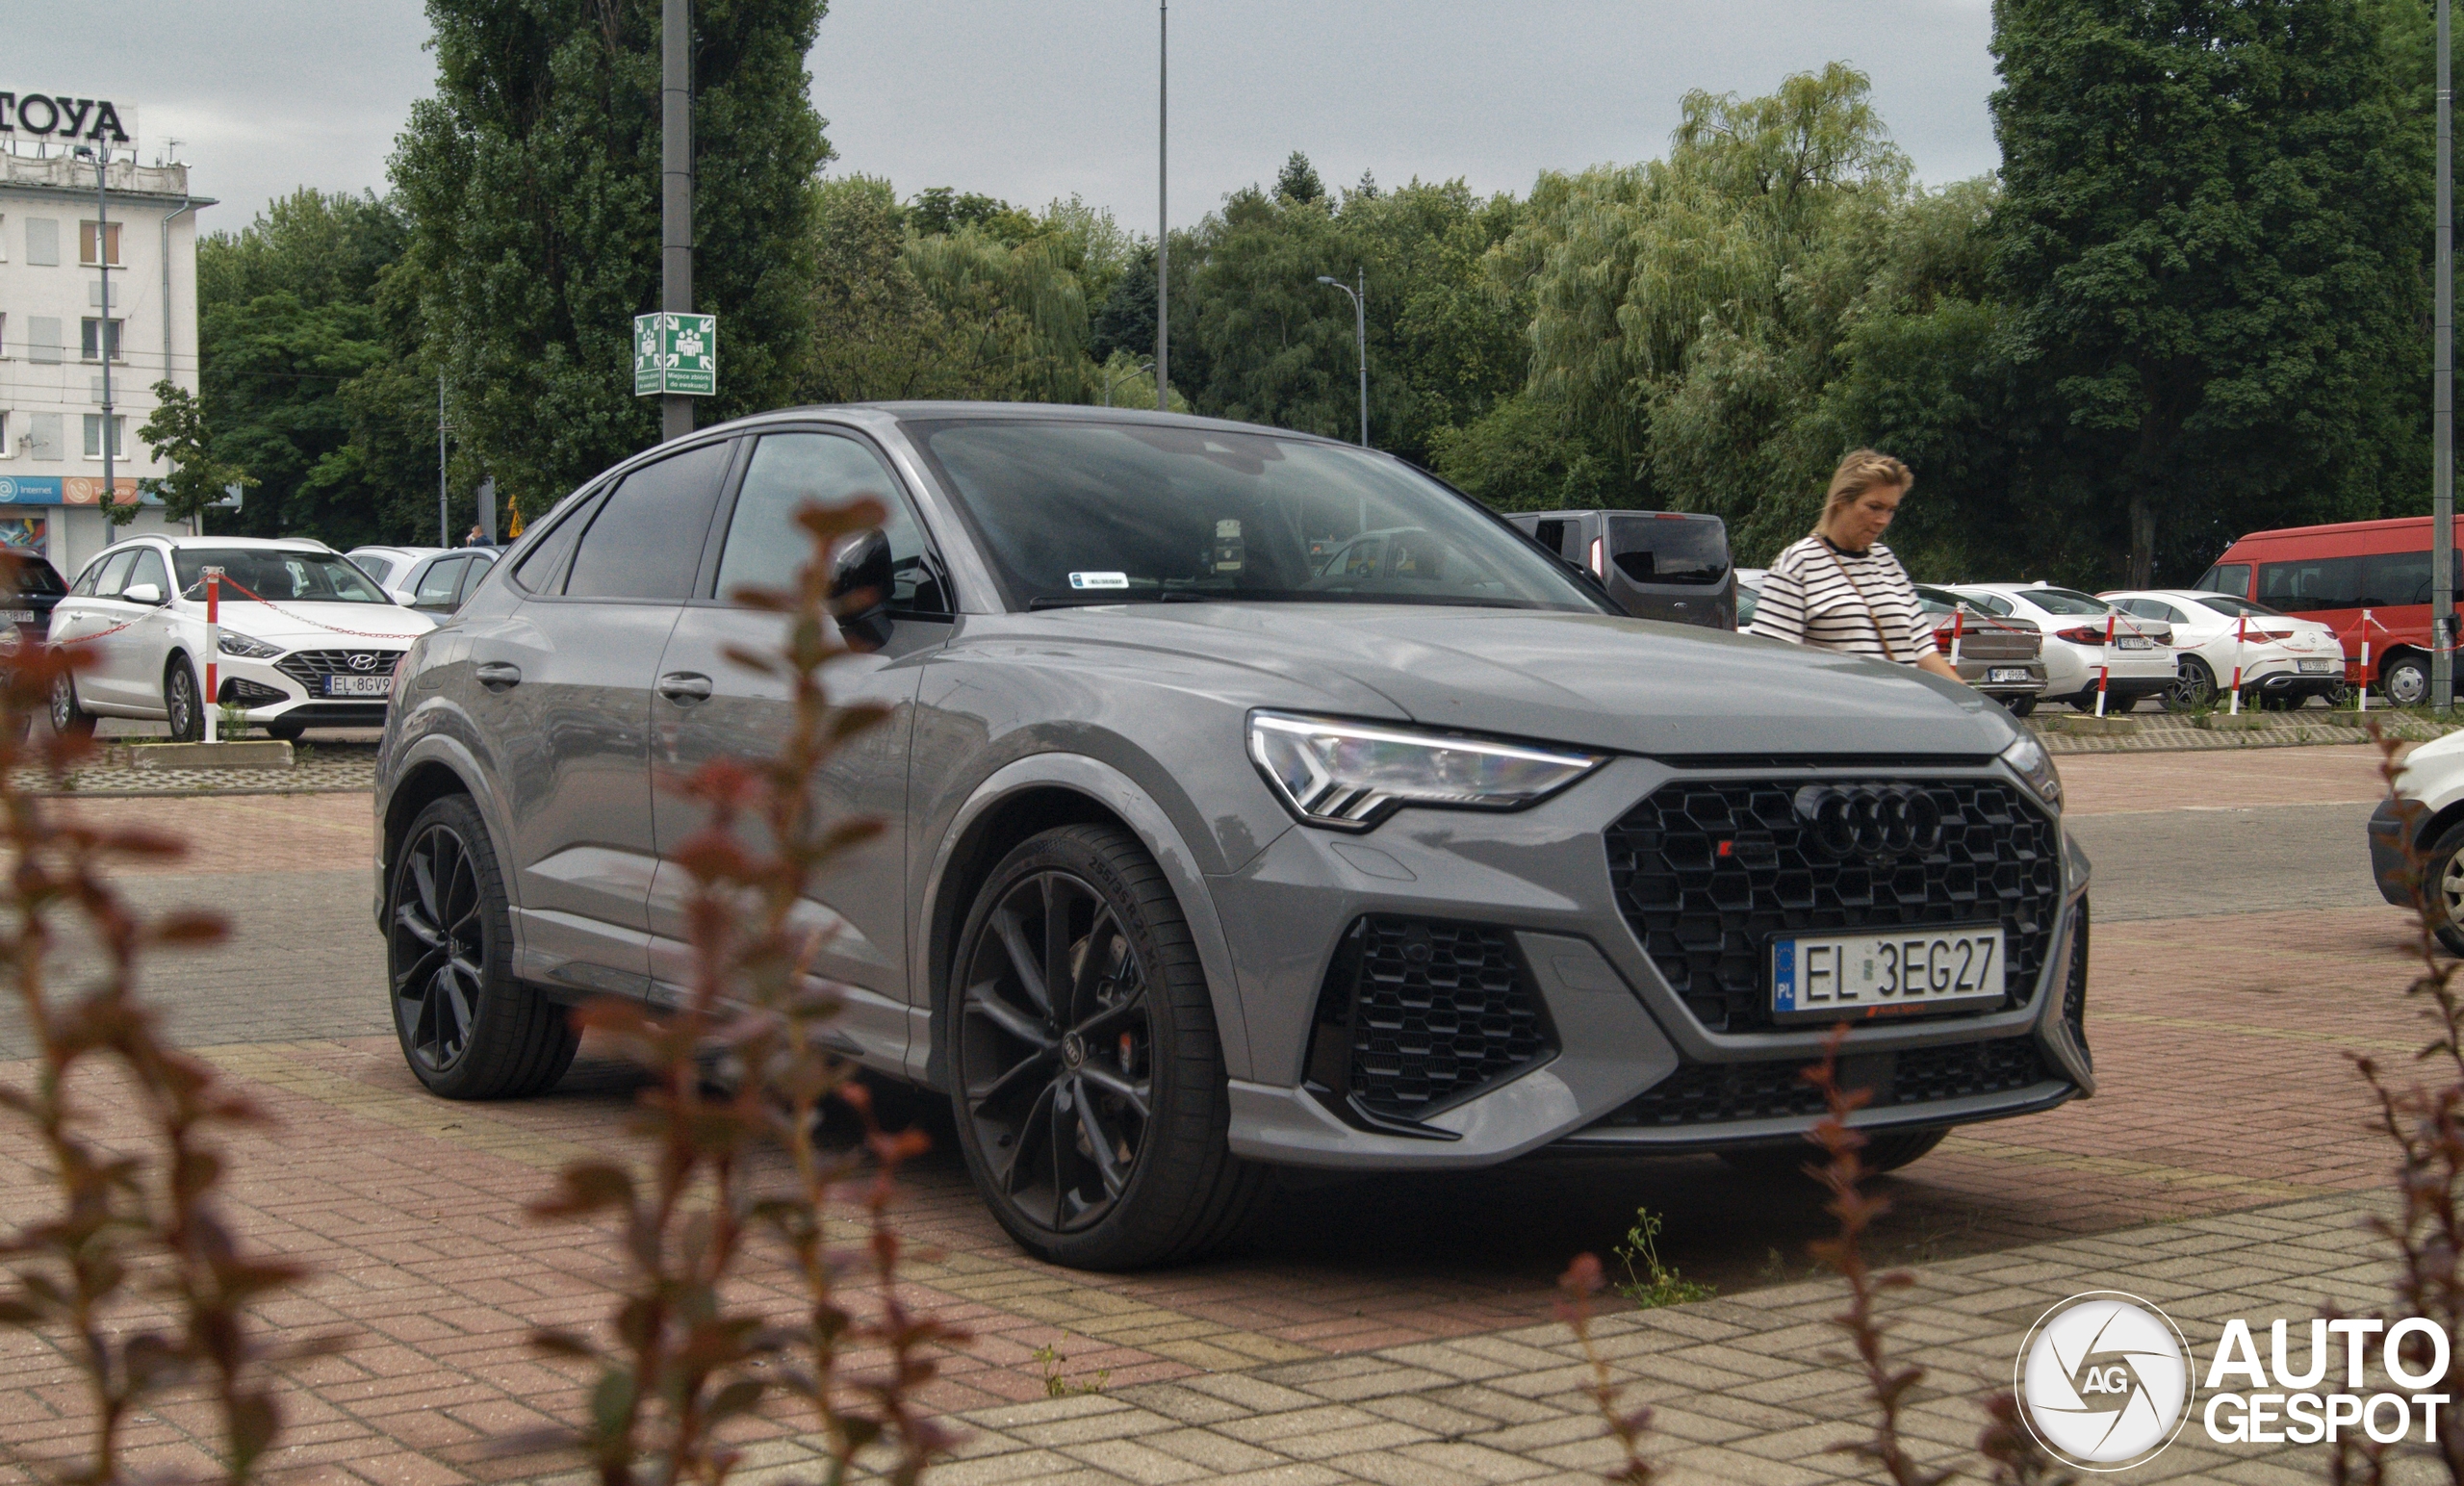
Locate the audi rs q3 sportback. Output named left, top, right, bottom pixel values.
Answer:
left=373, top=404, right=2093, bottom=1270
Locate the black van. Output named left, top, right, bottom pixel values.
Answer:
left=1504, top=509, right=1735, bottom=629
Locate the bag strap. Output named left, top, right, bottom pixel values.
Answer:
left=1817, top=542, right=1905, bottom=662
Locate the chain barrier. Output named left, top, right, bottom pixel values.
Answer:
left=195, top=575, right=419, bottom=644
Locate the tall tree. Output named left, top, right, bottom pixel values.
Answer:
left=1991, top=0, right=2431, bottom=585
left=392, top=0, right=832, bottom=514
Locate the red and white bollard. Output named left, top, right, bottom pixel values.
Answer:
left=2227, top=613, right=2246, bottom=715
left=2358, top=608, right=2372, bottom=714
left=202, top=567, right=222, bottom=744
left=1949, top=607, right=1964, bottom=668
left=2094, top=611, right=2115, bottom=716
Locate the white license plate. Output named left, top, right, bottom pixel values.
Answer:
left=1987, top=667, right=2032, bottom=683
left=4, top=609, right=32, bottom=625
left=1772, top=929, right=2006, bottom=1020
left=2298, top=658, right=2336, bottom=675
left=322, top=674, right=391, bottom=698
left=2116, top=636, right=2156, bottom=651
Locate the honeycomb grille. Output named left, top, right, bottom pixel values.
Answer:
left=1596, top=1037, right=2055, bottom=1130
left=2063, top=907, right=2090, bottom=1065
left=1313, top=917, right=1555, bottom=1123
left=218, top=677, right=286, bottom=705
left=275, top=649, right=404, bottom=688
left=1606, top=777, right=2061, bottom=1032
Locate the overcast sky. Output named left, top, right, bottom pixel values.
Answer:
left=13, top=0, right=2002, bottom=235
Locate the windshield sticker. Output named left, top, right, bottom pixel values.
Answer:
left=1068, top=572, right=1130, bottom=591
left=1215, top=519, right=1245, bottom=574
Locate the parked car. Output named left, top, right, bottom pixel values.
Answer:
left=1733, top=567, right=1767, bottom=628
left=376, top=403, right=2092, bottom=1271
left=1502, top=509, right=1736, bottom=628
left=2372, top=728, right=2464, bottom=952
left=1932, top=584, right=2173, bottom=711
left=1911, top=587, right=2048, bottom=715
left=391, top=548, right=500, bottom=614
left=345, top=545, right=445, bottom=592
left=0, top=549, right=68, bottom=649
left=2099, top=588, right=2347, bottom=710
left=2197, top=516, right=2464, bottom=706
left=49, top=536, right=437, bottom=742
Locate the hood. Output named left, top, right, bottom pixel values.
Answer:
left=200, top=600, right=436, bottom=648
left=1027, top=603, right=2017, bottom=757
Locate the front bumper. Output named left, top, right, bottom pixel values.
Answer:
left=1213, top=755, right=2092, bottom=1170
left=2371, top=796, right=2418, bottom=908
left=211, top=646, right=405, bottom=726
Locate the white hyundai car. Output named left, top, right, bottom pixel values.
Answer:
left=1934, top=583, right=2175, bottom=711
left=2374, top=729, right=2464, bottom=953
left=2100, top=588, right=2348, bottom=710
left=48, top=536, right=436, bottom=742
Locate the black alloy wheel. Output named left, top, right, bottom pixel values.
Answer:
left=165, top=661, right=203, bottom=742
left=387, top=794, right=577, bottom=1098
left=48, top=672, right=94, bottom=737
left=950, top=824, right=1261, bottom=1269
left=2163, top=656, right=2216, bottom=713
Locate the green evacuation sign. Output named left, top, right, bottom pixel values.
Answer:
left=632, top=312, right=718, bottom=397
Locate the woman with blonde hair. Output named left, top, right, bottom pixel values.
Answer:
left=1747, top=449, right=1964, bottom=683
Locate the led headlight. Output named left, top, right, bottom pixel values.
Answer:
left=217, top=630, right=282, bottom=659
left=2000, top=730, right=2063, bottom=809
left=1247, top=711, right=1605, bottom=831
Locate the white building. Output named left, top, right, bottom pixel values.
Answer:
left=0, top=130, right=211, bottom=580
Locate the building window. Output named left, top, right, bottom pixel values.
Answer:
left=82, top=415, right=124, bottom=460
left=80, top=319, right=123, bottom=362
left=0, top=412, right=11, bottom=458
left=26, top=318, right=62, bottom=366
left=79, top=221, right=122, bottom=267
left=25, top=218, right=59, bottom=268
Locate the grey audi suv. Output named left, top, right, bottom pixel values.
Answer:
left=373, top=404, right=2092, bottom=1269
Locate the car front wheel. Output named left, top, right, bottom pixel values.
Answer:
left=2422, top=820, right=2464, bottom=959
left=388, top=794, right=578, bottom=1098
left=949, top=824, right=1262, bottom=1269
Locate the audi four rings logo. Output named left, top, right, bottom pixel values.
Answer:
left=1791, top=784, right=1945, bottom=860
left=348, top=653, right=378, bottom=672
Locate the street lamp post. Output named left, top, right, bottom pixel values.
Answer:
left=1104, top=360, right=1156, bottom=407
left=660, top=0, right=695, bottom=444
left=1316, top=271, right=1368, bottom=447
left=2439, top=0, right=2454, bottom=711
left=1156, top=0, right=1168, bottom=414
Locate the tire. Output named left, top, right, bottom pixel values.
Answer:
left=266, top=722, right=306, bottom=742
left=164, top=658, right=204, bottom=742
left=2386, top=653, right=2431, bottom=708
left=2420, top=820, right=2464, bottom=959
left=948, top=823, right=1263, bottom=1269
left=1719, top=1126, right=1947, bottom=1181
left=1999, top=694, right=2038, bottom=719
left=47, top=671, right=94, bottom=737
left=387, top=794, right=578, bottom=1099
left=2164, top=656, right=2216, bottom=713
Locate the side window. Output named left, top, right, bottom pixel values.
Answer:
left=458, top=553, right=497, bottom=603
left=2258, top=555, right=2364, bottom=611
left=356, top=555, right=398, bottom=587
left=1968, top=593, right=2012, bottom=618
left=415, top=556, right=469, bottom=605
left=1534, top=519, right=1570, bottom=556
left=715, top=432, right=947, bottom=613
left=511, top=496, right=597, bottom=593
left=2153, top=602, right=2188, bottom=625
left=2195, top=562, right=2252, bottom=598
left=565, top=442, right=733, bottom=600
left=124, top=547, right=169, bottom=598
left=90, top=550, right=138, bottom=597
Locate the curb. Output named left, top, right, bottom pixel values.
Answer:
left=114, top=740, right=295, bottom=769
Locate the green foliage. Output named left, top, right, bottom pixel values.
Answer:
left=392, top=0, right=833, bottom=516
left=1610, top=1206, right=1715, bottom=1309
left=1427, top=392, right=1642, bottom=511
left=136, top=380, right=257, bottom=527
left=1031, top=1343, right=1110, bottom=1398
left=1275, top=151, right=1325, bottom=204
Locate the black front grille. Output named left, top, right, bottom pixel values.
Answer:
left=1606, top=777, right=2062, bottom=1032
left=1594, top=1036, right=2058, bottom=1130
left=2063, top=906, right=2091, bottom=1066
left=1305, top=917, right=1556, bottom=1125
left=218, top=678, right=286, bottom=705
left=274, top=649, right=402, bottom=689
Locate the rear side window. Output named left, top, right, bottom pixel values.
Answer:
left=1607, top=515, right=1728, bottom=584
left=459, top=552, right=496, bottom=603
left=564, top=442, right=732, bottom=600
left=1533, top=519, right=1572, bottom=556
left=2258, top=556, right=2363, bottom=610
left=415, top=556, right=469, bottom=604
left=354, top=554, right=398, bottom=586
left=2356, top=550, right=2463, bottom=606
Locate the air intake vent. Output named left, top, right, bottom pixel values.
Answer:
left=1304, top=917, right=1555, bottom=1128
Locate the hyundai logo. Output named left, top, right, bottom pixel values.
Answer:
left=348, top=653, right=378, bottom=672
left=1791, top=784, right=1945, bottom=860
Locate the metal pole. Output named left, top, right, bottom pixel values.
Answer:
left=94, top=154, right=114, bottom=518
left=1355, top=267, right=1368, bottom=448
left=439, top=371, right=449, bottom=548
left=660, top=0, right=695, bottom=443
left=2440, top=0, right=2455, bottom=710
left=1156, top=0, right=1168, bottom=413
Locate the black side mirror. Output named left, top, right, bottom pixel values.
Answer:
left=829, top=529, right=895, bottom=652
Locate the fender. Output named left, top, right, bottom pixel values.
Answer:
left=374, top=727, right=522, bottom=929
left=907, top=753, right=1255, bottom=1088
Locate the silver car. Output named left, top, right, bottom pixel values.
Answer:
left=373, top=405, right=2092, bottom=1270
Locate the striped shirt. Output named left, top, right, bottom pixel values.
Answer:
left=1748, top=536, right=1930, bottom=665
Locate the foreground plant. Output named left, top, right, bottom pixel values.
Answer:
left=1610, top=1205, right=1714, bottom=1309
left=0, top=641, right=333, bottom=1486
left=526, top=496, right=962, bottom=1486
left=1556, top=1253, right=1656, bottom=1485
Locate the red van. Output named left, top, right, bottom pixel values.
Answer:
left=2195, top=517, right=2464, bottom=705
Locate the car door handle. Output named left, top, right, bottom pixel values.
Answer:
left=475, top=662, right=522, bottom=690
left=657, top=672, right=712, bottom=705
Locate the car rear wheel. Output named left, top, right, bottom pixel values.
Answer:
left=2163, top=656, right=2216, bottom=712
left=1999, top=694, right=2037, bottom=718
left=164, top=659, right=204, bottom=742
left=949, top=824, right=1262, bottom=1269
left=2386, top=653, right=2432, bottom=708
left=387, top=794, right=578, bottom=1098
left=48, top=672, right=94, bottom=737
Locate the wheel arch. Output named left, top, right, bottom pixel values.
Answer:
left=377, top=736, right=516, bottom=928
left=911, top=757, right=1254, bottom=1093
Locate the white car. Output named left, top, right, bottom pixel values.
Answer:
left=48, top=536, right=437, bottom=742
left=344, top=545, right=446, bottom=593
left=1936, top=583, right=2175, bottom=710
left=2100, top=588, right=2348, bottom=710
left=2375, top=729, right=2464, bottom=952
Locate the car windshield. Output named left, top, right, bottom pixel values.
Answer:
left=2019, top=587, right=2115, bottom=616
left=909, top=420, right=1606, bottom=612
left=171, top=548, right=390, bottom=603
left=2194, top=594, right=2285, bottom=619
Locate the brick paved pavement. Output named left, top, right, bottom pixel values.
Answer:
left=0, top=746, right=2441, bottom=1484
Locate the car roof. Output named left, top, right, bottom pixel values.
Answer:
left=107, top=535, right=335, bottom=553
left=701, top=400, right=1361, bottom=447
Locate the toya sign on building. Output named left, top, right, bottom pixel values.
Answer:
left=0, top=94, right=134, bottom=147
